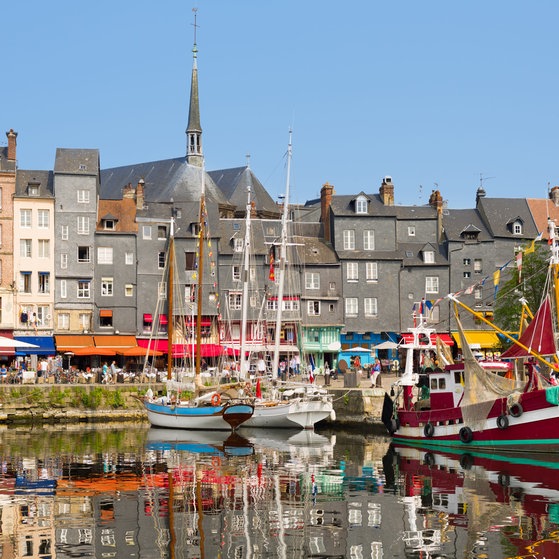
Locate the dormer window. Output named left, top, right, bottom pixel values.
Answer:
left=460, top=224, right=481, bottom=241
left=27, top=182, right=40, bottom=196
left=423, top=250, right=435, bottom=264
left=104, top=220, right=115, bottom=231
left=512, top=220, right=523, bottom=235
left=355, top=196, right=368, bottom=214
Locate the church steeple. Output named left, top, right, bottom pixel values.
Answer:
left=186, top=8, right=203, bottom=167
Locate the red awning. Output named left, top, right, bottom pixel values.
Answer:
left=143, top=313, right=153, bottom=323
left=159, top=315, right=168, bottom=325
left=137, top=339, right=224, bottom=357
left=400, top=332, right=454, bottom=346
left=0, top=331, right=15, bottom=356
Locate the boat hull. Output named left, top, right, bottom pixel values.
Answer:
left=242, top=399, right=333, bottom=429
left=385, top=388, right=559, bottom=451
left=144, top=400, right=254, bottom=431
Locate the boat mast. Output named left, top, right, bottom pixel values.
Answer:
left=239, top=186, right=252, bottom=379
left=167, top=219, right=175, bottom=381
left=272, top=130, right=293, bottom=379
left=195, top=167, right=207, bottom=384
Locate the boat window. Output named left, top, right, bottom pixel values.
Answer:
left=454, top=371, right=463, bottom=384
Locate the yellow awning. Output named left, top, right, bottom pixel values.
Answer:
left=451, top=330, right=501, bottom=349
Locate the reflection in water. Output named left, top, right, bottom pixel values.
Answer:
left=0, top=425, right=559, bottom=557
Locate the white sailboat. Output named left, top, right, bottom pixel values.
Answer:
left=236, top=131, right=334, bottom=429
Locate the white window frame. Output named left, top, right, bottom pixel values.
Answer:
left=124, top=284, right=134, bottom=297
left=364, top=297, right=378, bottom=317
left=142, top=225, right=152, bottom=239
left=61, top=253, right=68, bottom=269
left=355, top=197, right=367, bottom=214
left=363, top=230, right=375, bottom=251
left=77, top=189, right=90, bottom=203
left=423, top=250, right=435, bottom=264
left=101, top=277, right=113, bottom=297
left=228, top=292, right=242, bottom=310
left=513, top=221, right=523, bottom=235
left=474, top=259, right=482, bottom=274
left=37, top=209, right=50, bottom=229
left=97, top=247, right=113, bottom=265
left=125, top=251, right=134, bottom=265
left=38, top=239, right=50, bottom=258
left=307, top=300, right=321, bottom=316
left=58, top=313, right=70, bottom=330
left=346, top=262, right=358, bottom=281
left=474, top=287, right=483, bottom=300
left=366, top=261, right=378, bottom=281
left=425, top=276, right=439, bottom=294
left=60, top=280, right=67, bottom=298
left=343, top=229, right=355, bottom=250
left=77, top=216, right=89, bottom=235
left=77, top=280, right=91, bottom=299
left=232, top=265, right=241, bottom=281
left=20, top=239, right=32, bottom=258
left=234, top=238, right=244, bottom=252
left=20, top=209, right=31, bottom=228
left=408, top=226, right=416, bottom=237
left=345, top=297, right=358, bottom=316
left=38, top=272, right=50, bottom=294
left=61, top=225, right=69, bottom=240
left=305, top=272, right=320, bottom=290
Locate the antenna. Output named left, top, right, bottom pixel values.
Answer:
left=192, top=7, right=199, bottom=44
left=246, top=153, right=251, bottom=168
left=479, top=173, right=495, bottom=188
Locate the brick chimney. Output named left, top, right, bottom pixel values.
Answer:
left=320, top=182, right=334, bottom=243
left=428, top=189, right=443, bottom=210
left=122, top=182, right=135, bottom=199
left=379, top=176, right=394, bottom=206
left=550, top=186, right=559, bottom=206
left=136, top=179, right=145, bottom=210
left=6, top=129, right=17, bottom=161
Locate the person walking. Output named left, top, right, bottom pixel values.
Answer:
left=371, top=358, right=382, bottom=388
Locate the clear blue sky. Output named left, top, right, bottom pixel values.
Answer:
left=4, top=1, right=559, bottom=208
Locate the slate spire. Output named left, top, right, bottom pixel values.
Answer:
left=186, top=9, right=203, bottom=167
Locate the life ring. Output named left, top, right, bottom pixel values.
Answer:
left=496, top=414, right=509, bottom=430
left=459, top=426, right=474, bottom=444
left=509, top=402, right=523, bottom=418
left=423, top=422, right=435, bottom=438
left=211, top=456, right=221, bottom=468
left=211, top=393, right=221, bottom=406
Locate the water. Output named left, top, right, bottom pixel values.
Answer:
left=1, top=424, right=558, bottom=558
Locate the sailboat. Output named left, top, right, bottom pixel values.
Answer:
left=382, top=217, right=559, bottom=451
left=142, top=174, right=254, bottom=431
left=234, top=131, right=334, bottom=429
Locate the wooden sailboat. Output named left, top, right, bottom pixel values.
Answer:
left=142, top=175, right=254, bottom=431
left=382, top=217, right=559, bottom=451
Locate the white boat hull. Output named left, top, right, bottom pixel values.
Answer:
left=242, top=398, right=333, bottom=429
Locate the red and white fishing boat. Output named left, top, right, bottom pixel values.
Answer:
left=382, top=218, right=559, bottom=452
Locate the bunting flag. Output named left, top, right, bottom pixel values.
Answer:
left=269, top=246, right=276, bottom=281
left=493, top=269, right=501, bottom=298
left=524, top=232, right=543, bottom=254
left=516, top=250, right=523, bottom=282
left=255, top=378, right=262, bottom=398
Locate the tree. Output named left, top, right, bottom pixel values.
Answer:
left=493, top=245, right=549, bottom=339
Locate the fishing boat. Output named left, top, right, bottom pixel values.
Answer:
left=224, top=132, right=334, bottom=429
left=382, top=218, right=559, bottom=451
left=142, top=172, right=253, bottom=431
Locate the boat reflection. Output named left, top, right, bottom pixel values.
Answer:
left=386, top=442, right=559, bottom=558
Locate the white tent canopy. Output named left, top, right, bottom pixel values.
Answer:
left=0, top=336, right=38, bottom=348
left=372, top=341, right=399, bottom=350
left=343, top=346, right=373, bottom=352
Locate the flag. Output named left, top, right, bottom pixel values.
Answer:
left=309, top=368, right=314, bottom=384
left=255, top=377, right=262, bottom=398
left=524, top=232, right=543, bottom=254
left=269, top=246, right=275, bottom=281
left=493, top=269, right=501, bottom=299
left=516, top=250, right=522, bottom=282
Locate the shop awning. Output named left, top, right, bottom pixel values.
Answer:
left=137, top=339, right=225, bottom=357
left=93, top=335, right=137, bottom=349
left=55, top=335, right=95, bottom=352
left=143, top=313, right=153, bottom=323
left=99, top=309, right=113, bottom=318
left=400, top=333, right=454, bottom=346
left=451, top=330, right=501, bottom=349
left=15, top=336, right=56, bottom=356
left=0, top=331, right=15, bottom=356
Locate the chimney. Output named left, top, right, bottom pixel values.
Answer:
left=320, top=182, right=334, bottom=243
left=136, top=179, right=145, bottom=210
left=6, top=129, right=17, bottom=161
left=428, top=189, right=443, bottom=210
left=122, top=182, right=135, bottom=199
left=250, top=200, right=257, bottom=218
left=476, top=186, right=486, bottom=204
left=379, top=176, right=394, bottom=206
left=550, top=186, right=559, bottom=206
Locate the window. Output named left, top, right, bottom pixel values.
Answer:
left=423, top=250, right=435, bottom=263
left=20, top=239, right=32, bottom=258
left=78, top=280, right=91, bottom=299
left=77, top=216, right=89, bottom=235
left=364, top=297, right=378, bottom=317
left=229, top=293, right=242, bottom=310
left=513, top=221, right=523, bottom=235
left=345, top=298, right=358, bottom=316
left=61, top=225, right=69, bottom=240
left=185, top=252, right=196, bottom=270
left=463, top=258, right=471, bottom=266
left=28, top=183, right=39, bottom=196
left=329, top=281, right=336, bottom=291
left=20, top=209, right=31, bottom=228
left=0, top=187, right=2, bottom=209
left=61, top=253, right=68, bottom=269
left=38, top=239, right=50, bottom=258
left=20, top=272, right=31, bottom=293
left=97, top=247, right=113, bottom=265
left=103, top=219, right=115, bottom=230
left=125, top=251, right=134, bottom=265
left=125, top=284, right=134, bottom=297
left=425, top=276, right=439, bottom=294
left=37, top=306, right=49, bottom=325
left=363, top=230, right=375, bottom=250
left=58, top=313, right=70, bottom=330
left=355, top=197, right=367, bottom=214
left=158, top=252, right=165, bottom=269
left=101, top=278, right=113, bottom=296
left=343, top=229, right=355, bottom=250
left=408, top=226, right=416, bottom=236
left=282, top=298, right=300, bottom=311
left=99, top=310, right=113, bottom=328
left=232, top=265, right=241, bottom=281
left=38, top=272, right=50, bottom=294
left=307, top=301, right=321, bottom=316
left=346, top=262, right=358, bottom=281
left=77, top=189, right=90, bottom=203
left=464, top=271, right=471, bottom=278
left=60, top=280, right=67, bottom=298
left=142, top=225, right=152, bottom=239
left=474, top=259, right=482, bottom=274
left=79, top=313, right=90, bottom=330
left=267, top=298, right=278, bottom=311
left=158, top=282, right=167, bottom=298
left=305, top=272, right=320, bottom=290
left=474, top=287, right=482, bottom=300
left=234, top=238, right=244, bottom=252
left=78, top=246, right=90, bottom=263
left=366, top=261, right=378, bottom=281
left=0, top=224, right=2, bottom=246
left=37, top=209, right=49, bottom=228
left=158, top=225, right=167, bottom=240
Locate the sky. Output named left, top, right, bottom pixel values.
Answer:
left=3, top=1, right=559, bottom=209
